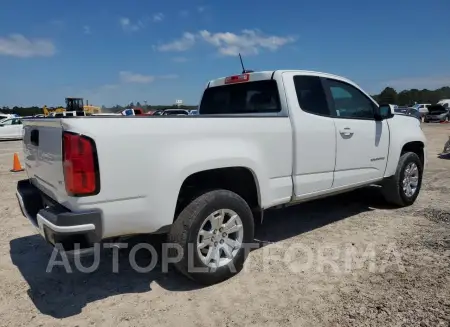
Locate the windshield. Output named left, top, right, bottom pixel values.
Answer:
left=200, top=80, right=281, bottom=115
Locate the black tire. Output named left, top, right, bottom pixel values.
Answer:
left=381, top=152, right=423, bottom=207
left=167, top=189, right=255, bottom=285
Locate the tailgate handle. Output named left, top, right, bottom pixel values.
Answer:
left=30, top=130, right=39, bottom=146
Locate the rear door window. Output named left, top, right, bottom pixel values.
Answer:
left=293, top=75, right=330, bottom=116
left=200, top=80, right=281, bottom=114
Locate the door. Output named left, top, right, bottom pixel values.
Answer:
left=323, top=78, right=389, bottom=188
left=0, top=118, right=16, bottom=139
left=282, top=72, right=337, bottom=197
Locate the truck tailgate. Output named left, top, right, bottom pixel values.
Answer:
left=22, top=119, right=67, bottom=204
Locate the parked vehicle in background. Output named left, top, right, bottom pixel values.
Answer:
left=162, top=109, right=189, bottom=116
left=412, top=103, right=432, bottom=116
left=406, top=108, right=421, bottom=121
left=0, top=117, right=23, bottom=140
left=394, top=107, right=421, bottom=121
left=0, top=113, right=19, bottom=121
left=17, top=70, right=427, bottom=285
left=394, top=107, right=409, bottom=114
left=152, top=110, right=164, bottom=116
left=437, top=99, right=450, bottom=109
left=424, top=104, right=450, bottom=123
left=121, top=108, right=147, bottom=116
left=92, top=113, right=122, bottom=116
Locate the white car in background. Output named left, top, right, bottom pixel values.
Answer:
left=437, top=99, right=450, bottom=109
left=0, top=113, right=19, bottom=123
left=412, top=103, right=432, bottom=116
left=0, top=117, right=23, bottom=140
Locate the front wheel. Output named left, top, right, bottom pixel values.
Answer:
left=381, top=152, right=423, bottom=207
left=168, top=190, right=255, bottom=285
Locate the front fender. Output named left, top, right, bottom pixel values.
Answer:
left=384, top=116, right=427, bottom=177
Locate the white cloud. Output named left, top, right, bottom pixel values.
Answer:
left=156, top=29, right=295, bottom=56
left=119, top=17, right=144, bottom=32
left=83, top=25, right=91, bottom=35
left=0, top=34, right=56, bottom=58
left=156, top=32, right=196, bottom=52
left=152, top=13, right=164, bottom=22
left=172, top=56, right=189, bottom=63
left=382, top=76, right=450, bottom=91
left=199, top=29, right=296, bottom=56
left=119, top=71, right=155, bottom=84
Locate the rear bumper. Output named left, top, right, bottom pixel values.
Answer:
left=16, top=179, right=103, bottom=252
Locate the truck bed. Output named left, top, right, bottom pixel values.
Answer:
left=21, top=116, right=293, bottom=238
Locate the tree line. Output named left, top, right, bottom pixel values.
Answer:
left=1, top=87, right=450, bottom=117
left=372, top=86, right=450, bottom=106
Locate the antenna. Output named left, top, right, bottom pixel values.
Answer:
left=238, top=53, right=254, bottom=74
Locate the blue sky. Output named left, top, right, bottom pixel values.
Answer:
left=0, top=0, right=449, bottom=107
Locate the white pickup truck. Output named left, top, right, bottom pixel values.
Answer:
left=16, top=70, right=427, bottom=285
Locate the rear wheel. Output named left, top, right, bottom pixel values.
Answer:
left=381, top=152, right=423, bottom=207
left=168, top=189, right=255, bottom=285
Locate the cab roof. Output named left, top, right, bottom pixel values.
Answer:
left=206, top=70, right=355, bottom=88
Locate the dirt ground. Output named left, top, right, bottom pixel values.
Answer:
left=0, top=124, right=449, bottom=327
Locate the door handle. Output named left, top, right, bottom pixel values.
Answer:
left=339, top=127, right=354, bottom=137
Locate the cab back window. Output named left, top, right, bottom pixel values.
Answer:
left=199, top=80, right=281, bottom=114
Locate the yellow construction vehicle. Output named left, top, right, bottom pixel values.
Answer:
left=43, top=97, right=101, bottom=116
left=43, top=105, right=65, bottom=116
left=67, top=97, right=101, bottom=114
left=83, top=102, right=101, bottom=114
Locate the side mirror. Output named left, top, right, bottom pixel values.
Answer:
left=375, top=104, right=394, bottom=121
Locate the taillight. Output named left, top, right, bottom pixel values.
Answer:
left=225, top=73, right=250, bottom=84
left=63, top=132, right=100, bottom=196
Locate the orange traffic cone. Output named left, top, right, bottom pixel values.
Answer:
left=11, top=153, right=24, bottom=172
